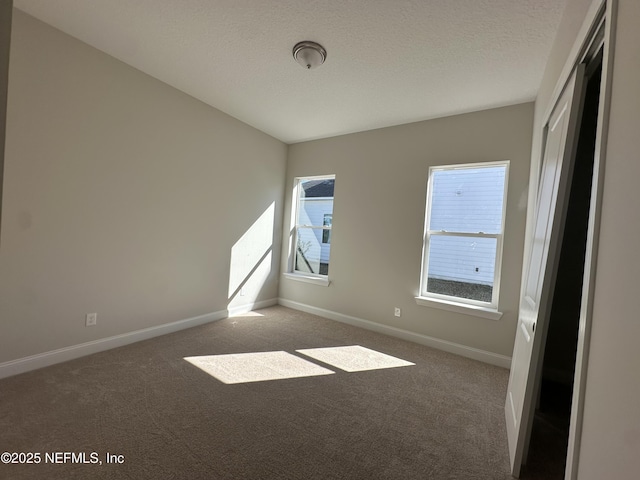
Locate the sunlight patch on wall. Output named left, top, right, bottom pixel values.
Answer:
left=296, top=345, right=415, bottom=372
left=184, top=351, right=334, bottom=384
left=228, top=202, right=275, bottom=307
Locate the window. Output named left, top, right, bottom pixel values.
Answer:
left=419, top=162, right=508, bottom=311
left=322, top=214, right=332, bottom=244
left=292, top=175, right=335, bottom=277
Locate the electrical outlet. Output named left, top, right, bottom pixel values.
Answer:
left=85, top=313, right=97, bottom=327
left=394, top=307, right=401, bottom=317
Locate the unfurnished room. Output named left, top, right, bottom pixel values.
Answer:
left=1, top=1, right=639, bottom=479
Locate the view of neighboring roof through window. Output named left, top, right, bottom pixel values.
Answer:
left=292, top=176, right=335, bottom=280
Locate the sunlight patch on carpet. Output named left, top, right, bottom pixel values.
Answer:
left=296, top=345, right=415, bottom=372
left=184, top=351, right=335, bottom=384
left=229, top=311, right=265, bottom=318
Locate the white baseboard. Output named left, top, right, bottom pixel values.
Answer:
left=278, top=298, right=511, bottom=369
left=0, top=298, right=278, bottom=380
left=228, top=298, right=278, bottom=317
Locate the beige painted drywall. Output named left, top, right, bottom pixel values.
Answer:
left=575, top=0, right=640, bottom=477
left=280, top=103, right=533, bottom=357
left=0, top=10, right=286, bottom=364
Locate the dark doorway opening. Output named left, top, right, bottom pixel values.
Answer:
left=522, top=51, right=603, bottom=480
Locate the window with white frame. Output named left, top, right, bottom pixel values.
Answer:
left=292, top=175, right=335, bottom=277
left=322, top=214, right=332, bottom=244
left=419, top=162, right=508, bottom=309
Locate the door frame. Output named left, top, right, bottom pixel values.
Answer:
left=522, top=0, right=617, bottom=478
left=508, top=63, right=586, bottom=477
left=0, top=0, right=13, bottom=245
left=564, top=2, right=616, bottom=479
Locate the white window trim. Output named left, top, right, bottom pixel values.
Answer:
left=414, top=295, right=503, bottom=320
left=286, top=174, right=335, bottom=284
left=418, top=160, right=509, bottom=314
left=283, top=272, right=330, bottom=287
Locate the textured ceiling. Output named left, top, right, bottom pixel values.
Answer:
left=14, top=0, right=567, bottom=144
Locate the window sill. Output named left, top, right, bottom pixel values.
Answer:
left=414, top=296, right=503, bottom=320
left=283, top=273, right=330, bottom=287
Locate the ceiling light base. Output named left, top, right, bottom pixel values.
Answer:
left=293, top=41, right=327, bottom=70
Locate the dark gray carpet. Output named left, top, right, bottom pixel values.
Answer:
left=1, top=305, right=523, bottom=479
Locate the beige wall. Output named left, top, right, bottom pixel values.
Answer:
left=0, top=10, right=286, bottom=364
left=281, top=103, right=533, bottom=358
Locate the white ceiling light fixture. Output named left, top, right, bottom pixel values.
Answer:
left=292, top=41, right=327, bottom=70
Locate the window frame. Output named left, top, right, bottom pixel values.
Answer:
left=418, top=161, right=509, bottom=312
left=289, top=174, right=335, bottom=281
left=322, top=214, right=332, bottom=244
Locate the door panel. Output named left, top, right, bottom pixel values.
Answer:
left=505, top=64, right=586, bottom=477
